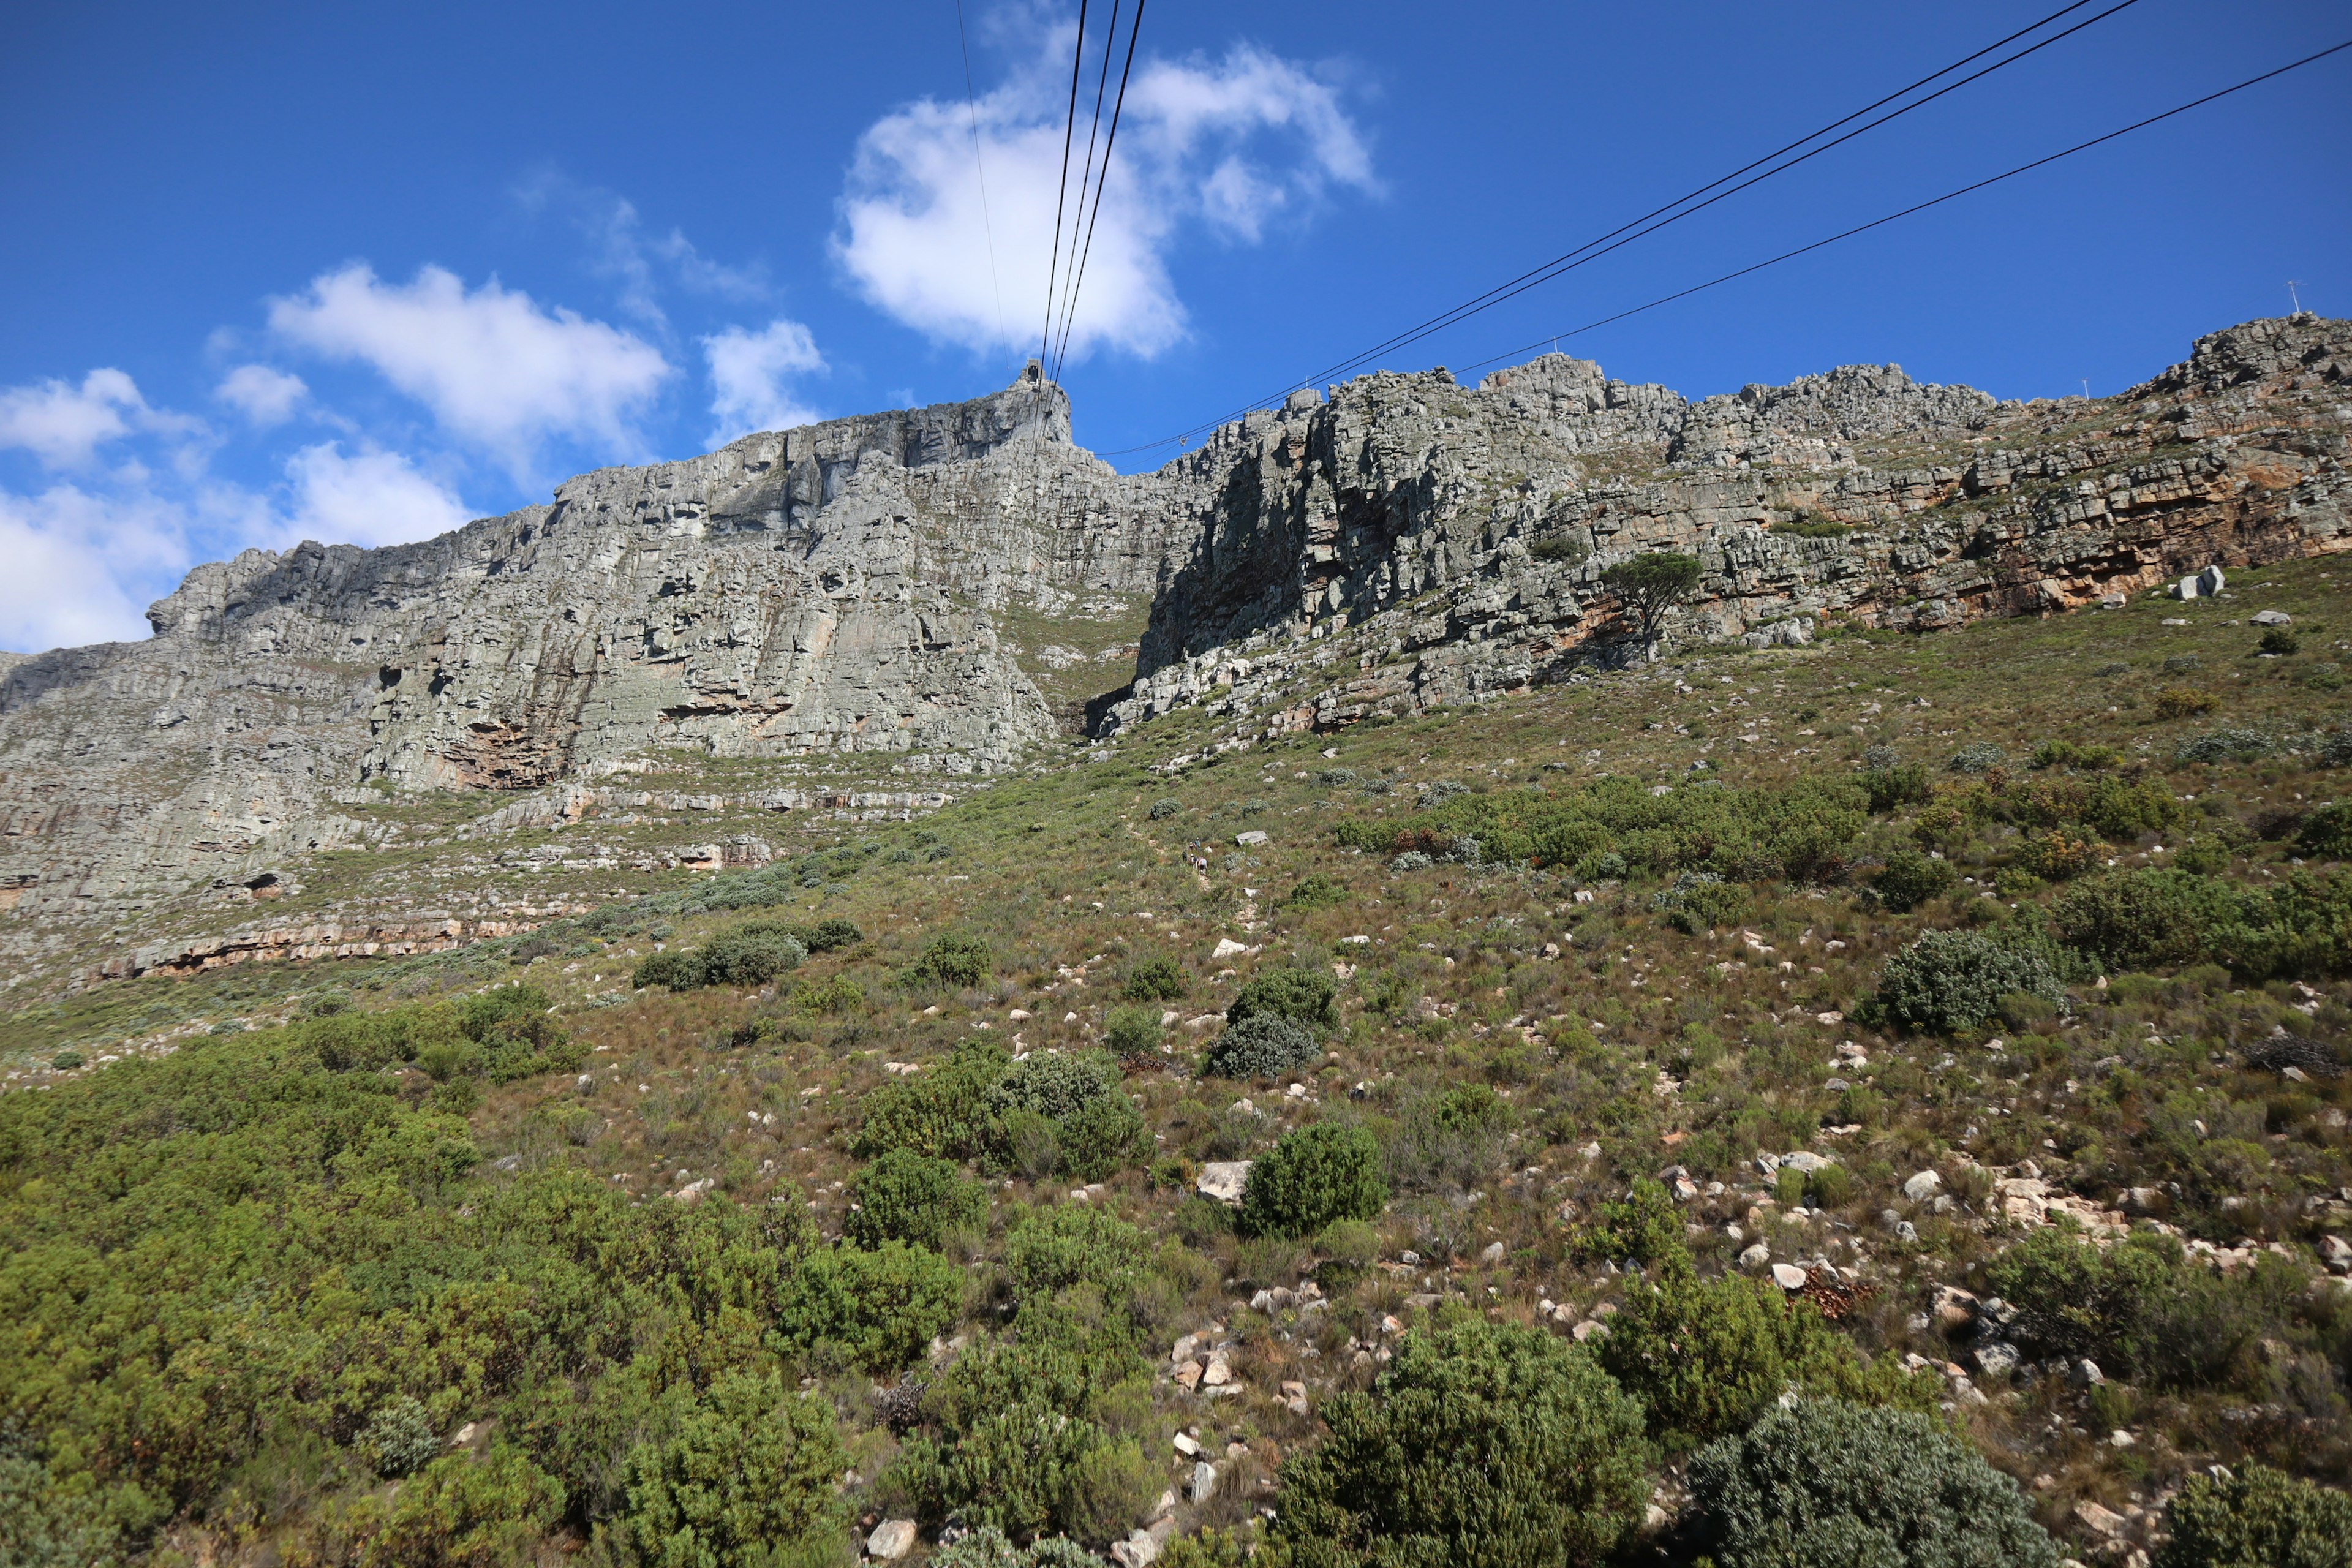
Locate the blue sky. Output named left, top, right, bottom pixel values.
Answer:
left=1, top=0, right=2345, bottom=653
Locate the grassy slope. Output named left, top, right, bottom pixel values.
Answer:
left=3, top=554, right=2349, bottom=1562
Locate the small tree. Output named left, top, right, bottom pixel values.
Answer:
left=1602, top=551, right=1703, bottom=655
left=1226, top=966, right=1340, bottom=1036
left=618, top=1371, right=848, bottom=1568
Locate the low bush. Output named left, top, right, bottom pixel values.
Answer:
left=1529, top=533, right=1591, bottom=563
left=846, top=1148, right=988, bottom=1251
left=1599, top=1253, right=1934, bottom=1450
left=1271, top=1319, right=1651, bottom=1568
left=911, top=933, right=993, bottom=989
left=2155, top=685, right=2222, bottom=719
left=1949, top=743, right=2007, bottom=774
left=1281, top=872, right=1351, bottom=911
left=1861, top=761, right=1934, bottom=813
left=357, top=1444, right=568, bottom=1567
left=2174, top=727, right=2273, bottom=763
left=853, top=1040, right=1010, bottom=1159
left=1148, top=799, right=1182, bottom=820
left=357, top=1395, right=440, bottom=1477
left=2258, top=627, right=2301, bottom=655
left=1574, top=1179, right=1686, bottom=1268
left=1120, top=957, right=1187, bottom=1002
left=617, top=1371, right=847, bottom=1568
left=1981, top=1228, right=2314, bottom=1392
left=987, top=1052, right=1147, bottom=1182
left=774, top=1241, right=965, bottom=1373
left=2031, top=739, right=2119, bottom=770
left=1653, top=870, right=1749, bottom=933
left=633, top=948, right=704, bottom=991
left=1238, top=1122, right=1388, bottom=1238
left=1873, top=849, right=1954, bottom=913
left=699, top=922, right=810, bottom=986
left=1687, top=1400, right=2057, bottom=1568
left=2299, top=802, right=2352, bottom=861
left=932, top=1528, right=1106, bottom=1568
left=1874, top=929, right=2068, bottom=1033
left=1202, top=1014, right=1319, bottom=1080
left=2052, top=870, right=2241, bottom=971
left=2013, top=827, right=2098, bottom=881
left=1226, top=966, right=1340, bottom=1036
left=1003, top=1205, right=1151, bottom=1304
left=1103, top=1006, right=1164, bottom=1064
left=2154, top=1463, right=2352, bottom=1568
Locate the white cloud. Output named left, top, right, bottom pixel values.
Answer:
left=216, top=364, right=310, bottom=426
left=516, top=173, right=770, bottom=330
left=835, top=30, right=1374, bottom=361
left=267, top=263, right=673, bottom=477
left=703, top=319, right=827, bottom=445
left=283, top=443, right=474, bottom=549
left=0, top=481, right=190, bottom=651
left=0, top=369, right=195, bottom=467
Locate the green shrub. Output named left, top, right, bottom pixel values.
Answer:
left=1949, top=743, right=2007, bottom=774
left=1873, top=849, right=1954, bottom=913
left=617, top=1371, right=847, bottom=1568
left=2052, top=870, right=2240, bottom=971
left=1599, top=1257, right=1932, bottom=1450
left=2156, top=686, right=2222, bottom=719
left=1529, top=533, right=1591, bottom=563
left=1202, top=1014, right=1319, bottom=1080
left=912, top=933, right=993, bottom=989
left=775, top=1242, right=965, bottom=1373
left=47, top=1052, right=83, bottom=1072
left=931, top=1528, right=1107, bottom=1568
left=1148, top=799, right=1182, bottom=821
left=634, top=949, right=707, bottom=991
left=1120, top=957, right=1188, bottom=1002
left=699, top=922, right=809, bottom=986
left=2299, top=803, right=2352, bottom=861
left=1103, top=1006, right=1164, bottom=1063
left=1003, top=1204, right=1150, bottom=1304
left=1861, top=762, right=1934, bottom=813
left=361, top=1445, right=568, bottom=1567
left=788, top=974, right=865, bottom=1016
left=358, top=1394, right=441, bottom=1477
left=2259, top=627, right=2302, bottom=655
left=1874, top=929, right=2067, bottom=1033
left=1282, top=872, right=1351, bottom=911
left=1271, top=1319, right=1651, bottom=1568
left=853, top=1041, right=1009, bottom=1159
left=1653, top=870, right=1749, bottom=933
left=0, top=1426, right=116, bottom=1567
left=1238, top=1123, right=1388, bottom=1238
left=2155, top=1463, right=2352, bottom=1568
left=1575, top=1179, right=1685, bottom=1268
left=1338, top=771, right=1869, bottom=883
left=987, top=1052, right=1146, bottom=1182
left=846, top=1149, right=987, bottom=1251
left=786, top=917, right=864, bottom=954
left=1687, top=1400, right=2057, bottom=1568
left=1981, top=1229, right=2288, bottom=1390
left=1226, top=966, right=1340, bottom=1036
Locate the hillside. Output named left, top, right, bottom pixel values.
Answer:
left=2, top=319, right=2350, bottom=1568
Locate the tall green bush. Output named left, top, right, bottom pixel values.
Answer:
left=1202, top=1014, right=1319, bottom=1080
left=1272, top=1319, right=1651, bottom=1568
left=912, top=933, right=993, bottom=989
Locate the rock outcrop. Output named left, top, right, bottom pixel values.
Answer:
left=1098, top=314, right=2350, bottom=737
left=3, top=317, right=2346, bottom=940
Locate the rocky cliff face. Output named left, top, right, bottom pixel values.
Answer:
left=0, top=368, right=1196, bottom=924
left=2, top=317, right=2345, bottom=944
left=1099, top=314, right=2350, bottom=738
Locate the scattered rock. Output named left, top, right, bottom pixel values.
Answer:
left=1771, top=1264, right=1810, bottom=1291
left=1902, top=1170, right=1943, bottom=1203
left=865, top=1520, right=918, bottom=1561
left=1189, top=1460, right=1218, bottom=1504
left=1198, top=1161, right=1252, bottom=1204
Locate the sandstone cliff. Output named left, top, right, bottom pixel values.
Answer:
left=2, top=317, right=2344, bottom=952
